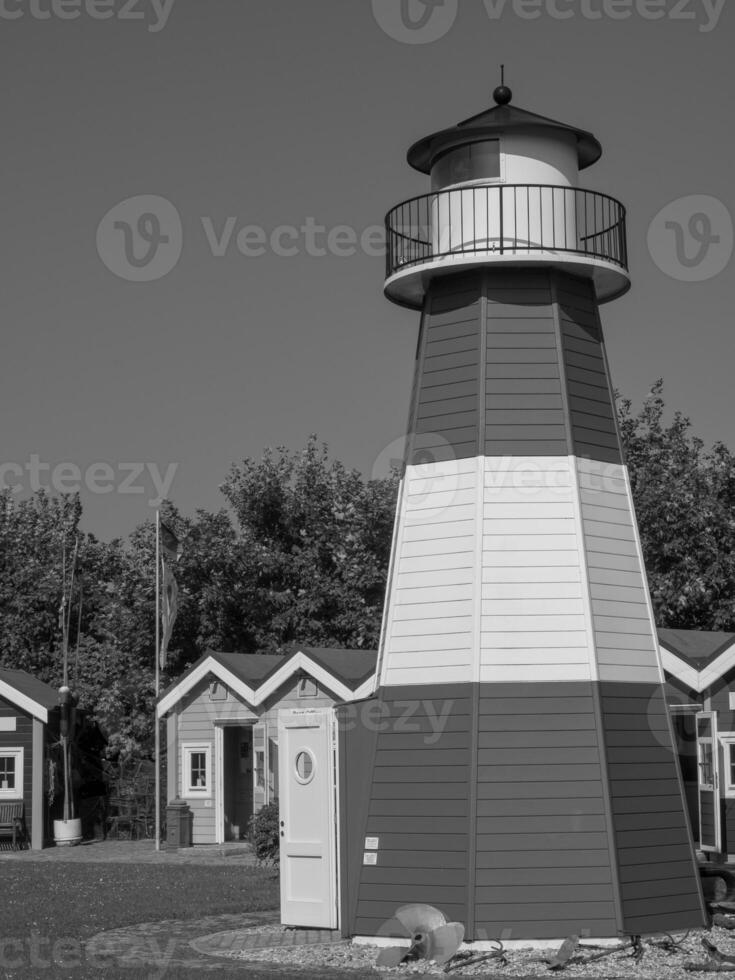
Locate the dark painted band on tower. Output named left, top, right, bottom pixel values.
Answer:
left=407, top=270, right=622, bottom=466
left=338, top=680, right=705, bottom=941
left=598, top=681, right=707, bottom=934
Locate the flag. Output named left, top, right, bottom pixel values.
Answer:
left=160, top=560, right=179, bottom=670
left=159, top=521, right=182, bottom=669
left=160, top=522, right=182, bottom=562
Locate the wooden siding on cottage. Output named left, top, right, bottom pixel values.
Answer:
left=0, top=695, right=34, bottom=844
left=174, top=671, right=340, bottom=843
left=709, top=672, right=735, bottom=730
left=176, top=679, right=256, bottom=843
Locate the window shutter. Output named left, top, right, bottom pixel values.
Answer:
left=253, top=724, right=266, bottom=794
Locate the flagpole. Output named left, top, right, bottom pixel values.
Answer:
left=155, top=510, right=161, bottom=853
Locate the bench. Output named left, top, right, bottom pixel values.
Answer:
left=0, top=802, right=27, bottom=850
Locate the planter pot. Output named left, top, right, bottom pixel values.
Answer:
left=53, top=818, right=82, bottom=847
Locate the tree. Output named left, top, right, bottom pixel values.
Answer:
left=619, top=380, right=735, bottom=632
left=220, top=436, right=397, bottom=652
left=3, top=403, right=732, bottom=769
left=0, top=490, right=81, bottom=679
left=0, top=490, right=161, bottom=762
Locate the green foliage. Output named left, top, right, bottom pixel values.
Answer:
left=219, top=437, right=397, bottom=653
left=2, top=407, right=733, bottom=775
left=247, top=801, right=280, bottom=866
left=0, top=442, right=398, bottom=767
left=0, top=491, right=81, bottom=677
left=619, top=380, right=735, bottom=632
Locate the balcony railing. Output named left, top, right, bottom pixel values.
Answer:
left=385, top=184, right=628, bottom=281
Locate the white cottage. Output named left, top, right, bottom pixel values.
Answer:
left=156, top=647, right=376, bottom=844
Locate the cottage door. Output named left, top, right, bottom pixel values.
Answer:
left=278, top=708, right=338, bottom=929
left=696, top=711, right=721, bottom=852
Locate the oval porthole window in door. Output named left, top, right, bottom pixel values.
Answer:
left=294, top=749, right=315, bottom=785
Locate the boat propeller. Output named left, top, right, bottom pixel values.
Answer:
left=376, top=903, right=465, bottom=968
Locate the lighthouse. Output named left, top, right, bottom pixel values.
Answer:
left=337, top=84, right=707, bottom=942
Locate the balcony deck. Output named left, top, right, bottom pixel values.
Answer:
left=384, top=184, right=630, bottom=308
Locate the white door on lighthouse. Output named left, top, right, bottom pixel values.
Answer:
left=278, top=708, right=338, bottom=928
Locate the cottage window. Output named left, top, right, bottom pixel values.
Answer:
left=699, top=742, right=714, bottom=788
left=697, top=714, right=716, bottom=791
left=294, top=749, right=315, bottom=785
left=298, top=678, right=318, bottom=699
left=268, top=738, right=279, bottom=802
left=720, top=733, right=735, bottom=798
left=0, top=748, right=22, bottom=798
left=254, top=750, right=265, bottom=790
left=208, top=681, right=227, bottom=702
left=182, top=743, right=211, bottom=796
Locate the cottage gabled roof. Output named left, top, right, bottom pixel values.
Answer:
left=206, top=652, right=287, bottom=686
left=157, top=646, right=378, bottom=718
left=0, top=668, right=59, bottom=723
left=659, top=627, right=735, bottom=693
left=284, top=647, right=378, bottom=688
left=659, top=628, right=735, bottom=670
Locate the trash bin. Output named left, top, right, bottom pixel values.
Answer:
left=166, top=798, right=192, bottom=849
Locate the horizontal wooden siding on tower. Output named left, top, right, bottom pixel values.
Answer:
left=410, top=276, right=482, bottom=465
left=350, top=685, right=472, bottom=936
left=383, top=457, right=478, bottom=688
left=556, top=274, right=622, bottom=466
left=485, top=275, right=567, bottom=458
left=599, top=681, right=706, bottom=934
left=474, top=681, right=618, bottom=939
left=576, top=457, right=661, bottom=685
left=480, top=456, right=594, bottom=684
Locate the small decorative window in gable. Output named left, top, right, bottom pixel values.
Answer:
left=209, top=680, right=227, bottom=702
left=298, top=678, right=318, bottom=699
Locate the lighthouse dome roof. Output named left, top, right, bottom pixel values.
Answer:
left=407, top=98, right=602, bottom=174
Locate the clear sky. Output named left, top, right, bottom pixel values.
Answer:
left=1, top=0, right=733, bottom=540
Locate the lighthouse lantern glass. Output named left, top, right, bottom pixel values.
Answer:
left=431, top=139, right=500, bottom=191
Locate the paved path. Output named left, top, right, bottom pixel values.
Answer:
left=86, top=916, right=382, bottom=978
left=85, top=912, right=283, bottom=975
left=193, top=926, right=344, bottom=955
left=0, top=837, right=258, bottom=865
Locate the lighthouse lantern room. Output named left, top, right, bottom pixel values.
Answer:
left=336, top=83, right=706, bottom=943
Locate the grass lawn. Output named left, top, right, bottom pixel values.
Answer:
left=0, top=861, right=307, bottom=979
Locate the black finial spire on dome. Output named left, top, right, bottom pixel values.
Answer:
left=407, top=72, right=602, bottom=173
left=493, top=64, right=512, bottom=106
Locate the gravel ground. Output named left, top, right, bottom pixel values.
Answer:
left=215, top=922, right=735, bottom=978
